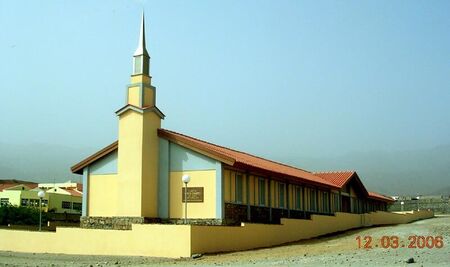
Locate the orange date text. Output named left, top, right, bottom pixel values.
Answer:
left=356, top=235, right=444, bottom=249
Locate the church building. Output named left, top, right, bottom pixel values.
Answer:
left=71, top=14, right=393, bottom=229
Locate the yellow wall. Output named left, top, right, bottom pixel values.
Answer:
left=46, top=192, right=82, bottom=214
left=131, top=74, right=151, bottom=84
left=88, top=174, right=119, bottom=216
left=191, top=210, right=434, bottom=254
left=0, top=224, right=191, bottom=258
left=0, top=210, right=433, bottom=258
left=117, top=110, right=144, bottom=217
left=127, top=86, right=140, bottom=106
left=169, top=170, right=216, bottom=219
left=143, top=87, right=154, bottom=107
left=0, top=190, right=29, bottom=206
left=141, top=111, right=160, bottom=217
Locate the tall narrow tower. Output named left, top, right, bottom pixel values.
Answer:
left=115, top=13, right=164, bottom=218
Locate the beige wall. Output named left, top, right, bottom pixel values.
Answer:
left=0, top=224, right=191, bottom=258
left=0, top=210, right=433, bottom=258
left=191, top=210, right=434, bottom=254
left=88, top=174, right=119, bottom=216
left=169, top=170, right=217, bottom=219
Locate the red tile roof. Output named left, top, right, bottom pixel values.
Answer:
left=64, top=188, right=83, bottom=197
left=0, top=182, right=38, bottom=192
left=71, top=129, right=339, bottom=189
left=158, top=129, right=339, bottom=189
left=313, top=171, right=356, bottom=188
left=70, top=128, right=394, bottom=203
left=76, top=183, right=83, bottom=192
left=368, top=191, right=395, bottom=203
left=313, top=171, right=393, bottom=203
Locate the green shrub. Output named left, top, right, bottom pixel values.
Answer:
left=0, top=205, right=48, bottom=225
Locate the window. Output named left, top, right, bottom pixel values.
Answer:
left=310, top=189, right=316, bottom=211
left=279, top=183, right=285, bottom=208
left=258, top=178, right=266, bottom=206
left=62, top=201, right=71, bottom=209
left=333, top=193, right=340, bottom=212
left=0, top=198, right=9, bottom=206
left=323, top=192, right=329, bottom=213
left=21, top=198, right=29, bottom=206
left=73, top=202, right=82, bottom=211
left=134, top=56, right=142, bottom=74
left=235, top=174, right=243, bottom=203
left=295, top=186, right=302, bottom=210
left=42, top=199, right=48, bottom=207
left=28, top=199, right=37, bottom=207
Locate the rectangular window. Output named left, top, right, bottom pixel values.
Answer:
left=62, top=201, right=71, bottom=209
left=29, top=199, right=38, bottom=207
left=235, top=174, right=243, bottom=203
left=21, top=198, right=29, bottom=206
left=333, top=193, right=339, bottom=212
left=279, top=183, right=285, bottom=208
left=0, top=198, right=9, bottom=206
left=310, top=189, right=316, bottom=211
left=258, top=178, right=266, bottom=206
left=134, top=56, right=142, bottom=74
left=73, top=202, right=82, bottom=211
left=295, top=186, right=302, bottom=210
left=323, top=192, right=329, bottom=213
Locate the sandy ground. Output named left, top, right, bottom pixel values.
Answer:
left=0, top=216, right=448, bottom=267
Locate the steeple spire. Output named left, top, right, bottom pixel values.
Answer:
left=134, top=12, right=149, bottom=57
left=133, top=12, right=150, bottom=76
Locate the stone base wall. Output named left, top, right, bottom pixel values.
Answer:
left=80, top=216, right=146, bottom=230
left=225, top=203, right=248, bottom=225
left=165, top=218, right=224, bottom=225
left=226, top=203, right=334, bottom=224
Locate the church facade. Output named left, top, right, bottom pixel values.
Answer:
left=71, top=15, right=393, bottom=229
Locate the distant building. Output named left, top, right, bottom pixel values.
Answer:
left=0, top=179, right=82, bottom=214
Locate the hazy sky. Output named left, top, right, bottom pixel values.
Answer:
left=1, top=0, right=449, bottom=162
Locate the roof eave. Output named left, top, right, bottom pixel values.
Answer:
left=70, top=141, right=119, bottom=175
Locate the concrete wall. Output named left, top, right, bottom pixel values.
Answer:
left=88, top=174, right=118, bottom=216
left=169, top=170, right=217, bottom=219
left=191, top=210, right=433, bottom=254
left=0, top=224, right=191, bottom=258
left=159, top=142, right=223, bottom=220
left=0, top=210, right=433, bottom=258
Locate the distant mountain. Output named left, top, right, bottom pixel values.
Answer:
left=0, top=142, right=449, bottom=196
left=429, top=185, right=450, bottom=196
left=0, top=142, right=98, bottom=183
left=279, top=145, right=450, bottom=196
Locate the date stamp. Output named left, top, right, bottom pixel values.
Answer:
left=356, top=235, right=444, bottom=249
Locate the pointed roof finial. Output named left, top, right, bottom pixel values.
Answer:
left=134, top=11, right=149, bottom=57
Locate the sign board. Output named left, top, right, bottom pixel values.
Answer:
left=182, top=187, right=204, bottom=203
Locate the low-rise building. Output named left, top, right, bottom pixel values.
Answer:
left=0, top=179, right=82, bottom=214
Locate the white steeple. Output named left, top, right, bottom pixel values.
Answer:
left=134, top=12, right=149, bottom=57
left=132, top=12, right=150, bottom=76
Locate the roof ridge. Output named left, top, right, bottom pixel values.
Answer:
left=313, top=170, right=356, bottom=174
left=160, top=128, right=313, bottom=174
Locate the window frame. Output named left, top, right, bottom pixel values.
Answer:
left=258, top=178, right=266, bottom=206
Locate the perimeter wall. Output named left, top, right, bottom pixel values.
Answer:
left=0, top=210, right=433, bottom=258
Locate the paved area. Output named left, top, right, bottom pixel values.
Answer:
left=0, top=216, right=448, bottom=266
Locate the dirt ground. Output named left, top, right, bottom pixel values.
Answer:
left=0, top=216, right=448, bottom=266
